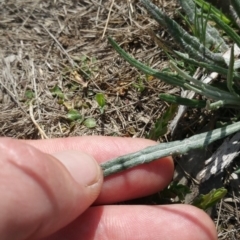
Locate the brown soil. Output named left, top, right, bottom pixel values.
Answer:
left=0, top=0, right=239, bottom=239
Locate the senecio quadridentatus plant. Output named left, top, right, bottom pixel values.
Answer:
left=101, top=0, right=240, bottom=178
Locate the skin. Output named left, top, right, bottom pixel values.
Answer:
left=0, top=137, right=217, bottom=240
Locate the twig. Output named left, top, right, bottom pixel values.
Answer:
left=0, top=57, right=28, bottom=116
left=96, top=0, right=102, bottom=25
left=19, top=0, right=41, bottom=30
left=41, top=24, right=75, bottom=68
left=29, top=101, right=48, bottom=139
left=41, top=24, right=91, bottom=78
left=216, top=197, right=223, bottom=230
left=102, top=0, right=115, bottom=39
left=29, top=58, right=41, bottom=120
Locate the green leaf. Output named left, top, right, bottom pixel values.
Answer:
left=161, top=182, right=191, bottom=201
left=95, top=93, right=106, bottom=109
left=25, top=90, right=35, bottom=100
left=108, top=36, right=186, bottom=89
left=193, top=0, right=231, bottom=25
left=140, top=0, right=224, bottom=64
left=160, top=93, right=206, bottom=108
left=192, top=188, right=227, bottom=210
left=174, top=51, right=240, bottom=80
left=84, top=118, right=97, bottom=128
left=67, top=109, right=83, bottom=122
left=211, top=14, right=240, bottom=48
left=101, top=121, right=240, bottom=177
left=147, top=104, right=177, bottom=140
left=169, top=58, right=239, bottom=104
left=180, top=0, right=228, bottom=51
left=108, top=37, right=240, bottom=107
left=50, top=85, right=65, bottom=99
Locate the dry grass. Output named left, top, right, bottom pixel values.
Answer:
left=0, top=0, right=179, bottom=139
left=0, top=0, right=240, bottom=238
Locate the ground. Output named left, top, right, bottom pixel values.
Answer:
left=0, top=0, right=239, bottom=239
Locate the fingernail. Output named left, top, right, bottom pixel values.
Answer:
left=52, top=150, right=102, bottom=186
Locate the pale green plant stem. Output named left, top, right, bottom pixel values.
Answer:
left=101, top=121, right=240, bottom=177
left=227, top=46, right=239, bottom=97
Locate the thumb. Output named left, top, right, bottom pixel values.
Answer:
left=0, top=138, right=103, bottom=240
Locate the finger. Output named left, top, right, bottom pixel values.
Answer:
left=43, top=204, right=217, bottom=240
left=23, top=136, right=165, bottom=162
left=25, top=137, right=174, bottom=204
left=0, top=138, right=103, bottom=240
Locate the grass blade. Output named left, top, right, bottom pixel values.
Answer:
left=193, top=0, right=231, bottom=25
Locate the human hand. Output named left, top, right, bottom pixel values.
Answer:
left=0, top=137, right=217, bottom=240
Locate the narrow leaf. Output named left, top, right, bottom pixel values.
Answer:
left=160, top=93, right=206, bottom=108
left=169, top=60, right=240, bottom=103
left=108, top=37, right=240, bottom=106
left=101, top=121, right=240, bottom=177
left=180, top=0, right=228, bottom=51
left=174, top=51, right=240, bottom=81
left=193, top=0, right=231, bottom=25
left=211, top=14, right=240, bottom=49
left=140, top=0, right=224, bottom=64
left=95, top=93, right=106, bottom=108
left=108, top=37, right=187, bottom=89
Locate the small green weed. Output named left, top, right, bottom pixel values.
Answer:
left=78, top=55, right=98, bottom=79
left=67, top=109, right=83, bottom=122
left=192, top=187, right=227, bottom=210
left=50, top=85, right=65, bottom=100
left=95, top=93, right=106, bottom=114
left=132, top=76, right=146, bottom=92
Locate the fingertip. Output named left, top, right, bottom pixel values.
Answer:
left=160, top=204, right=218, bottom=240
left=53, top=150, right=103, bottom=188
left=0, top=139, right=103, bottom=239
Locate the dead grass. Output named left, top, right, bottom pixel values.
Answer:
left=0, top=0, right=179, bottom=139
left=0, top=0, right=239, bottom=238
